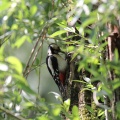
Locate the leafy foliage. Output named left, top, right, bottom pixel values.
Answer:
left=1, top=0, right=120, bottom=120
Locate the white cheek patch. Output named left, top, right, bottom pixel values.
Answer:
left=48, top=48, right=52, bottom=55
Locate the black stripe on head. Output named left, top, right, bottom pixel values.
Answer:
left=49, top=43, right=60, bottom=54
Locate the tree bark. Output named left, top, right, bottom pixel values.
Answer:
left=106, top=22, right=120, bottom=120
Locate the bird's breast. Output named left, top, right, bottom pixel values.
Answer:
left=53, top=54, right=67, bottom=72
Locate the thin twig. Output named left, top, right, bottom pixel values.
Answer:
left=25, top=32, right=46, bottom=77
left=0, top=106, right=27, bottom=120
left=23, top=37, right=41, bottom=77
left=24, top=62, right=45, bottom=77
left=23, top=23, right=48, bottom=78
left=38, top=40, right=44, bottom=94
left=92, top=87, right=110, bottom=110
left=25, top=41, right=43, bottom=78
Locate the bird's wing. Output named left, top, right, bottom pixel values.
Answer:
left=46, top=55, right=64, bottom=94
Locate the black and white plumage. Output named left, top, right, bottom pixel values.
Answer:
left=46, top=43, right=67, bottom=95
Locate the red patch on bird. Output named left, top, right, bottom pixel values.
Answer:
left=59, top=72, right=66, bottom=85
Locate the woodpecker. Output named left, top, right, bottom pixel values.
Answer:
left=46, top=43, right=67, bottom=95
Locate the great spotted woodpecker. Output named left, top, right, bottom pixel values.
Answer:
left=46, top=43, right=67, bottom=95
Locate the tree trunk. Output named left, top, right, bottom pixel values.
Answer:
left=106, top=22, right=120, bottom=120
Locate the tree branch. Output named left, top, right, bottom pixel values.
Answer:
left=0, top=106, right=27, bottom=120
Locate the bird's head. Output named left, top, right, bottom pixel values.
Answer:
left=48, top=43, right=65, bottom=55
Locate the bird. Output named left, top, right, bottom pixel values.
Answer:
left=46, top=43, right=67, bottom=96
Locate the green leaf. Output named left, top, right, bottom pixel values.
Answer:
left=30, top=5, right=37, bottom=16
left=13, top=91, right=22, bottom=104
left=23, top=102, right=34, bottom=107
left=18, top=81, right=36, bottom=95
left=85, top=105, right=94, bottom=114
left=6, top=56, right=22, bottom=74
left=13, top=35, right=31, bottom=48
left=11, top=24, right=18, bottom=30
left=112, top=79, right=120, bottom=90
left=64, top=27, right=75, bottom=33
left=52, top=107, right=61, bottom=116
left=82, top=17, right=97, bottom=28
left=102, top=85, right=112, bottom=97
left=57, top=23, right=66, bottom=28
left=35, top=58, right=40, bottom=65
left=13, top=74, right=27, bottom=85
left=72, top=106, right=79, bottom=117
left=50, top=30, right=66, bottom=37
left=16, top=95, right=22, bottom=103
left=116, top=102, right=120, bottom=115
left=114, top=49, right=119, bottom=62
left=18, top=11, right=23, bottom=20
left=37, top=116, right=49, bottom=120
left=97, top=110, right=104, bottom=117
left=72, top=106, right=80, bottom=120
left=63, top=99, right=70, bottom=111
left=0, top=1, right=11, bottom=12
left=66, top=46, right=75, bottom=52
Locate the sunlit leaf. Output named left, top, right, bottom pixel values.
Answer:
left=37, top=116, right=49, bottom=120
left=23, top=102, right=34, bottom=107
left=52, top=107, right=61, bottom=116
left=66, top=46, right=75, bottom=52
left=72, top=106, right=79, bottom=117
left=0, top=1, right=11, bottom=12
left=114, top=49, right=119, bottom=62
left=6, top=56, right=22, bottom=74
left=13, top=91, right=22, bottom=104
left=1, top=0, right=120, bottom=119
left=50, top=30, right=66, bottom=37
left=30, top=5, right=37, bottom=16
left=63, top=99, right=70, bottom=111
left=82, top=17, right=97, bottom=28
left=16, top=95, right=22, bottom=104
left=97, top=110, right=104, bottom=117
left=57, top=23, right=66, bottom=28
left=11, top=24, right=18, bottom=30
left=18, top=11, right=23, bottom=20
left=64, top=27, right=75, bottom=33
left=13, top=74, right=27, bottom=85
left=13, top=36, right=29, bottom=48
